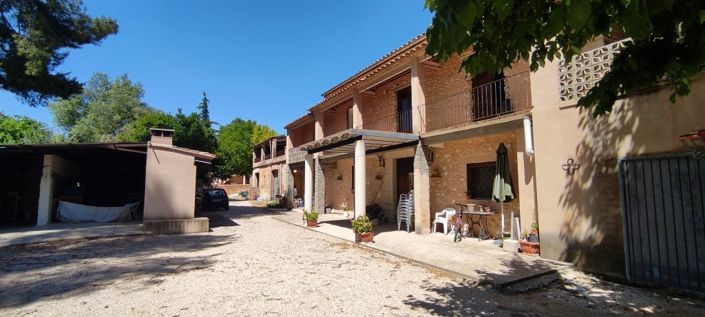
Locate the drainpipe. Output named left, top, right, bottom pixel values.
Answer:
left=523, top=115, right=534, bottom=156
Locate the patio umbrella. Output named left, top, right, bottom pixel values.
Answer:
left=492, top=143, right=515, bottom=239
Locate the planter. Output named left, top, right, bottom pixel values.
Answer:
left=355, top=231, right=374, bottom=243
left=519, top=240, right=540, bottom=255
left=306, top=219, right=317, bottom=227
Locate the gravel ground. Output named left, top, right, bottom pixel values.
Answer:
left=0, top=202, right=703, bottom=316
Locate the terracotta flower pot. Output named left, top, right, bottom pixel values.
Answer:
left=355, top=231, right=374, bottom=243
left=306, top=219, right=317, bottom=227
left=519, top=240, right=540, bottom=255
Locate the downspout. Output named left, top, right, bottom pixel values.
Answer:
left=523, top=115, right=535, bottom=156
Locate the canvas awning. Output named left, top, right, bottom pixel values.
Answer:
left=298, top=129, right=419, bottom=155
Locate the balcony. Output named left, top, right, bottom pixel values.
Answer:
left=354, top=108, right=413, bottom=133
left=421, top=73, right=531, bottom=132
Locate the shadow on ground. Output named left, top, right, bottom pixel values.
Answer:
left=0, top=233, right=233, bottom=308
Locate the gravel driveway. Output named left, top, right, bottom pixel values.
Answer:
left=0, top=202, right=702, bottom=316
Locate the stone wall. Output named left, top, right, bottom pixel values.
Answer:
left=252, top=162, right=287, bottom=201
left=322, top=150, right=410, bottom=218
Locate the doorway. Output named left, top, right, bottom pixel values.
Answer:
left=397, top=87, right=412, bottom=133
left=396, top=157, right=414, bottom=205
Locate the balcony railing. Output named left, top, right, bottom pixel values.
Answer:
left=421, top=73, right=531, bottom=132
left=355, top=108, right=413, bottom=133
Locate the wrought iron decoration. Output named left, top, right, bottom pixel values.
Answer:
left=562, top=158, right=581, bottom=175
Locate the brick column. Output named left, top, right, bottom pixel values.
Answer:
left=314, top=111, right=324, bottom=140
left=413, top=142, right=431, bottom=234
left=411, top=56, right=426, bottom=134
left=352, top=88, right=363, bottom=129
left=314, top=158, right=326, bottom=213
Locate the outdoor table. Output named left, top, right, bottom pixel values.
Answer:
left=462, top=210, right=493, bottom=240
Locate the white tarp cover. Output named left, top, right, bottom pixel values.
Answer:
left=58, top=200, right=132, bottom=223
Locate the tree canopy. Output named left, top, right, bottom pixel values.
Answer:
left=425, top=0, right=705, bottom=115
left=118, top=110, right=178, bottom=143
left=0, top=112, right=52, bottom=144
left=49, top=72, right=148, bottom=142
left=214, top=118, right=278, bottom=180
left=0, top=0, right=118, bottom=106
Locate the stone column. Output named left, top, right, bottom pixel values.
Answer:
left=354, top=139, right=366, bottom=218
left=314, top=158, right=326, bottom=213
left=284, top=164, right=294, bottom=209
left=352, top=88, right=363, bottom=129
left=304, top=154, right=314, bottom=211
left=413, top=143, right=431, bottom=234
left=411, top=56, right=426, bottom=134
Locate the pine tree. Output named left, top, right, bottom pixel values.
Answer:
left=198, top=92, right=210, bottom=123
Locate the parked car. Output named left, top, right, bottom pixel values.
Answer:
left=200, top=188, right=229, bottom=211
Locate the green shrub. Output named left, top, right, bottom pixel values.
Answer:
left=266, top=200, right=280, bottom=208
left=352, top=216, right=373, bottom=234
left=303, top=210, right=318, bottom=221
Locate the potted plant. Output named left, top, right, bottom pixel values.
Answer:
left=303, top=210, right=318, bottom=227
left=352, top=216, right=374, bottom=243
left=519, top=223, right=540, bottom=255
left=528, top=223, right=539, bottom=242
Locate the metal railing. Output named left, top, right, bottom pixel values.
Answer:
left=355, top=108, right=413, bottom=133
left=421, top=73, right=531, bottom=131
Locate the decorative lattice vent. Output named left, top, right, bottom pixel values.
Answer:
left=559, top=39, right=630, bottom=101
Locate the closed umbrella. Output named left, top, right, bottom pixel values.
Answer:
left=492, top=143, right=515, bottom=239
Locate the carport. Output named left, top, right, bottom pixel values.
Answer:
left=0, top=128, right=215, bottom=233
left=0, top=142, right=149, bottom=227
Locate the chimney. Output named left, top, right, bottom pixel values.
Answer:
left=149, top=128, right=174, bottom=145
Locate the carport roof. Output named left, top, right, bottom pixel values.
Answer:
left=0, top=142, right=147, bottom=153
left=0, top=142, right=216, bottom=161
left=298, top=129, right=419, bottom=155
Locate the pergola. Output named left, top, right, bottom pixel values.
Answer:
left=298, top=129, right=418, bottom=218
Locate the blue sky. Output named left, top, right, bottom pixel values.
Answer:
left=0, top=1, right=432, bottom=134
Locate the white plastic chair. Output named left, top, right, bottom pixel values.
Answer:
left=432, top=208, right=457, bottom=235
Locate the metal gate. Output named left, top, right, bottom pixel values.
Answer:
left=619, top=154, right=705, bottom=292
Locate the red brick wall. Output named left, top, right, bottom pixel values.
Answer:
left=289, top=121, right=315, bottom=147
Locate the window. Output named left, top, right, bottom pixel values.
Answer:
left=466, top=162, right=496, bottom=199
